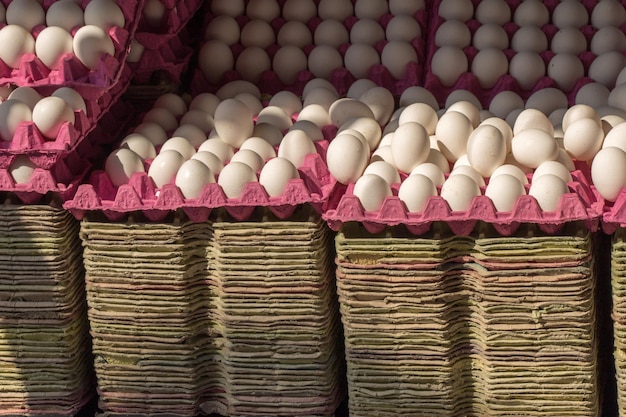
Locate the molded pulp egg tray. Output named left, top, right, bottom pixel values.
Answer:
left=0, top=0, right=143, bottom=91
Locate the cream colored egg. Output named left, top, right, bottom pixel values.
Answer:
left=592, top=146, right=626, bottom=201
left=489, top=91, right=524, bottom=120
left=233, top=93, right=263, bottom=116
left=398, top=103, right=438, bottom=135
left=277, top=21, right=312, bottom=48
left=105, top=148, right=145, bottom=187
left=551, top=27, right=587, bottom=55
left=609, top=84, right=626, bottom=114
left=326, top=133, right=369, bottom=184
left=319, top=0, right=353, bottom=20
left=160, top=137, right=196, bottom=160
left=257, top=105, right=293, bottom=132
left=198, top=40, right=234, bottom=85
left=589, top=52, right=626, bottom=89
left=513, top=108, right=554, bottom=136
left=308, top=45, right=343, bottom=79
left=563, top=118, right=603, bottom=161
left=272, top=45, right=308, bottom=85
left=9, top=155, right=36, bottom=184
left=339, top=117, right=382, bottom=150
left=51, top=87, right=87, bottom=114
left=529, top=174, right=568, bottom=211
left=283, top=0, right=317, bottom=22
left=269, top=91, right=302, bottom=117
left=513, top=0, right=549, bottom=26
left=297, top=104, right=331, bottom=129
left=359, top=86, right=395, bottom=126
left=35, top=26, right=73, bottom=69
left=591, top=0, right=626, bottom=28
left=153, top=93, right=187, bottom=117
left=447, top=101, right=480, bottom=128
left=410, top=162, right=445, bottom=186
left=552, top=0, right=588, bottom=28
left=509, top=52, right=546, bottom=91
left=533, top=160, right=573, bottom=183
left=72, top=25, right=115, bottom=70
left=216, top=81, right=261, bottom=100
left=175, top=159, right=215, bottom=199
left=84, top=0, right=125, bottom=29
left=350, top=19, right=385, bottom=45
left=46, top=0, right=84, bottom=32
left=246, top=0, right=280, bottom=21
left=235, top=47, right=270, bottom=84
left=133, top=122, right=168, bottom=147
left=344, top=43, right=380, bottom=79
left=450, top=164, right=485, bottom=186
left=435, top=20, right=471, bottom=48
left=353, top=174, right=392, bottom=211
left=240, top=19, right=275, bottom=48
left=472, top=24, right=509, bottom=50
left=591, top=26, right=626, bottom=56
left=511, top=128, right=559, bottom=168
left=32, top=96, right=75, bottom=139
left=398, top=174, right=437, bottom=212
left=230, top=149, right=265, bottom=172
left=217, top=161, right=258, bottom=198
left=213, top=98, right=254, bottom=148
left=277, top=129, right=316, bottom=168
left=179, top=110, right=214, bottom=135
left=329, top=98, right=375, bottom=127
left=7, top=87, right=40, bottom=110
left=189, top=93, right=220, bottom=116
left=210, top=0, right=245, bottom=17
left=466, top=124, right=506, bottom=177
left=382, top=41, right=418, bottom=80
left=303, top=88, right=338, bottom=111
left=191, top=151, right=224, bottom=175
left=290, top=120, right=324, bottom=142
left=562, top=104, right=601, bottom=132
left=6, top=0, right=44, bottom=31
left=198, top=138, right=235, bottom=162
left=119, top=134, right=156, bottom=160
left=430, top=46, right=468, bottom=87
left=480, top=117, right=513, bottom=153
left=399, top=86, right=439, bottom=110
left=354, top=0, right=389, bottom=19
left=435, top=110, right=473, bottom=162
left=525, top=88, right=568, bottom=116
left=441, top=173, right=481, bottom=211
left=475, top=0, right=511, bottom=25
left=490, top=164, right=529, bottom=185
left=240, top=137, right=277, bottom=161
left=346, top=79, right=377, bottom=99
left=370, top=145, right=394, bottom=166
left=438, top=0, right=473, bottom=21
left=0, top=25, right=35, bottom=69
left=142, top=107, right=178, bottom=132
left=485, top=174, right=526, bottom=212
left=386, top=15, right=421, bottom=42
left=511, top=25, right=548, bottom=53
left=548, top=54, right=584, bottom=93
left=172, top=124, right=206, bottom=148
left=259, top=157, right=300, bottom=197
left=364, top=160, right=401, bottom=185
left=391, top=122, right=430, bottom=173
left=204, top=16, right=240, bottom=44
left=303, top=78, right=338, bottom=98
left=471, top=48, right=508, bottom=89
left=445, top=90, right=482, bottom=110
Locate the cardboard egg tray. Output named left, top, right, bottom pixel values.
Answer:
left=190, top=1, right=428, bottom=97
left=324, top=168, right=603, bottom=237
left=425, top=0, right=617, bottom=107
left=611, top=228, right=626, bottom=417
left=0, top=0, right=143, bottom=92
left=0, top=80, right=134, bottom=204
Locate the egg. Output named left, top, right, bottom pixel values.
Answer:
left=370, top=145, right=395, bottom=166
left=479, top=117, right=513, bottom=153
left=511, top=25, right=548, bottom=53
left=277, top=129, right=316, bottom=168
left=435, top=111, right=473, bottom=162
left=551, top=27, right=588, bottom=55
left=450, top=164, right=486, bottom=186
left=445, top=91, right=482, bottom=112
left=277, top=21, right=312, bottom=48
left=435, top=20, right=471, bottom=48
left=7, top=87, right=41, bottom=110
left=485, top=174, right=526, bottom=212
left=9, top=155, right=37, bottom=184
left=46, top=1, right=84, bottom=32
left=589, top=52, right=626, bottom=89
left=142, top=0, right=166, bottom=29
left=253, top=122, right=285, bottom=147
left=318, top=0, right=353, bottom=20
left=211, top=0, right=245, bottom=16
left=303, top=78, right=339, bottom=99
left=73, top=25, right=115, bottom=70
left=329, top=98, right=375, bottom=128
left=218, top=161, right=258, bottom=198
left=290, top=120, right=323, bottom=142
left=133, top=122, right=168, bottom=147
left=511, top=128, right=559, bottom=169
left=283, top=0, right=317, bottom=22
left=490, top=164, right=529, bottom=185
left=259, top=157, right=300, bottom=197
left=239, top=137, right=277, bottom=161
left=475, top=0, right=511, bottom=25
left=391, top=122, right=430, bottom=173
left=381, top=41, right=419, bottom=80
left=119, top=134, right=157, bottom=160
left=191, top=151, right=224, bottom=175
left=204, top=16, right=240, bottom=45
left=175, top=159, right=216, bottom=199
left=308, top=45, right=343, bottom=79
left=438, top=0, right=473, bottom=21
left=148, top=149, right=186, bottom=188
left=489, top=91, right=524, bottom=120
left=236, top=47, right=271, bottom=83
left=6, top=0, right=44, bottom=31
left=161, top=137, right=196, bottom=160
left=350, top=19, right=385, bottom=45
left=269, top=91, right=303, bottom=118
left=354, top=0, right=389, bottom=19
left=359, top=87, right=395, bottom=126
left=591, top=0, right=626, bottom=28
left=472, top=24, right=509, bottom=50
left=326, top=133, right=369, bottom=184
left=592, top=146, right=626, bottom=201
left=509, top=52, right=546, bottom=91
left=513, top=108, right=554, bottom=136
left=552, top=0, right=588, bottom=29
left=525, top=88, right=569, bottom=117
left=563, top=104, right=601, bottom=132
left=591, top=26, right=626, bottom=56
left=246, top=0, right=280, bottom=21
left=230, top=149, right=265, bottom=172
left=528, top=174, right=569, bottom=211
left=471, top=48, right=509, bottom=89
left=83, top=0, right=126, bottom=29
left=105, top=148, right=145, bottom=187
left=363, top=161, right=401, bottom=185
left=533, top=160, right=573, bottom=184
left=172, top=124, right=206, bottom=148
left=548, top=54, right=584, bottom=93
left=398, top=103, right=438, bottom=135
left=389, top=0, right=425, bottom=15
left=35, top=26, right=73, bottom=69
left=32, top=97, right=75, bottom=140
left=441, top=174, right=481, bottom=211
left=397, top=174, right=436, bottom=212
left=142, top=107, right=178, bottom=132
left=213, top=99, right=254, bottom=148
left=198, top=138, right=234, bottom=162
left=352, top=174, right=392, bottom=211
left=410, top=162, right=446, bottom=186
left=198, top=40, right=234, bottom=85
left=386, top=15, right=421, bottom=42
left=344, top=43, right=380, bottom=79
left=272, top=45, right=308, bottom=85
left=563, top=118, right=604, bottom=161
left=240, top=19, right=276, bottom=49
left=430, top=46, right=468, bottom=87
left=513, top=0, right=549, bottom=26
left=339, top=117, right=382, bottom=150
left=0, top=25, right=35, bottom=69
left=52, top=87, right=87, bottom=114
left=466, top=124, right=507, bottom=177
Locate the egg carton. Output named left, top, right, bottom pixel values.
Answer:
left=135, top=0, right=203, bottom=37
left=64, top=148, right=340, bottom=222
left=424, top=0, right=616, bottom=107
left=323, top=169, right=603, bottom=236
left=599, top=188, right=626, bottom=233
left=0, top=0, right=144, bottom=92
left=190, top=3, right=428, bottom=97
left=0, top=91, right=135, bottom=204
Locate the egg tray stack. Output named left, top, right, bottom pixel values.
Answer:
left=334, top=221, right=601, bottom=417
left=191, top=0, right=428, bottom=97
left=206, top=207, right=345, bottom=417
left=79, top=214, right=222, bottom=417
left=0, top=200, right=95, bottom=417
left=424, top=0, right=620, bottom=108
left=124, top=0, right=204, bottom=110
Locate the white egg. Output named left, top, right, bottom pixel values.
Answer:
left=191, top=151, right=224, bottom=175
left=214, top=99, right=254, bottom=148
left=230, top=149, right=265, bottom=172
left=490, top=164, right=529, bottom=184
left=353, top=174, right=392, bottom=211
left=277, top=129, right=316, bottom=168
left=35, top=26, right=73, bottom=69
left=398, top=174, right=437, bottom=213
left=72, top=25, right=115, bottom=70
left=398, top=103, right=438, bottom=135
left=592, top=146, right=626, bottom=201
left=0, top=25, right=35, bottom=69
left=434, top=111, right=473, bottom=163
left=9, top=155, right=37, bottom=184
left=32, top=97, right=75, bottom=140
left=119, top=134, right=156, bottom=160
left=0, top=99, right=31, bottom=141
left=563, top=118, right=604, bottom=161
left=509, top=52, right=546, bottom=91
left=391, top=122, right=430, bottom=174
left=528, top=174, right=569, bottom=211
left=160, top=137, right=196, bottom=160
left=217, top=161, right=258, bottom=198
left=105, top=148, right=145, bottom=187
left=440, top=174, right=481, bottom=211
left=363, top=161, right=401, bottom=185
left=466, top=124, right=507, bottom=177
left=449, top=164, right=486, bottom=186
left=259, top=157, right=300, bottom=197
left=511, top=128, right=559, bottom=169
left=485, top=174, right=526, bottom=212
left=410, top=162, right=446, bottom=186
left=133, top=122, right=168, bottom=147
left=175, top=159, right=215, bottom=199
left=533, top=160, right=573, bottom=184
left=198, top=138, right=235, bottom=162
left=326, top=133, right=369, bottom=184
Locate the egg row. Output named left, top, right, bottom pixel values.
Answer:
left=438, top=0, right=624, bottom=29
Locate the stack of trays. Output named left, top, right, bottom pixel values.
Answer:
left=0, top=202, right=93, bottom=416
left=209, top=207, right=345, bottom=417
left=612, top=228, right=626, bottom=416
left=79, top=217, right=220, bottom=417
left=335, top=221, right=599, bottom=417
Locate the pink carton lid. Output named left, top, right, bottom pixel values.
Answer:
left=64, top=149, right=341, bottom=222
left=424, top=0, right=610, bottom=108
left=0, top=0, right=143, bottom=92
left=190, top=7, right=428, bottom=97
left=323, top=169, right=603, bottom=236
left=600, top=189, right=626, bottom=233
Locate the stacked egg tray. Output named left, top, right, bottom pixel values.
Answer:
left=0, top=200, right=94, bottom=417
left=335, top=221, right=601, bottom=417
left=78, top=206, right=345, bottom=417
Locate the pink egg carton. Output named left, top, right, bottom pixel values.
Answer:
left=190, top=5, right=428, bottom=97
left=599, top=189, right=626, bottom=233
left=0, top=0, right=143, bottom=92
left=129, top=28, right=195, bottom=85
left=424, top=0, right=613, bottom=107
left=135, top=0, right=203, bottom=37
left=323, top=169, right=603, bottom=237
left=64, top=150, right=341, bottom=222
left=0, top=95, right=135, bottom=204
